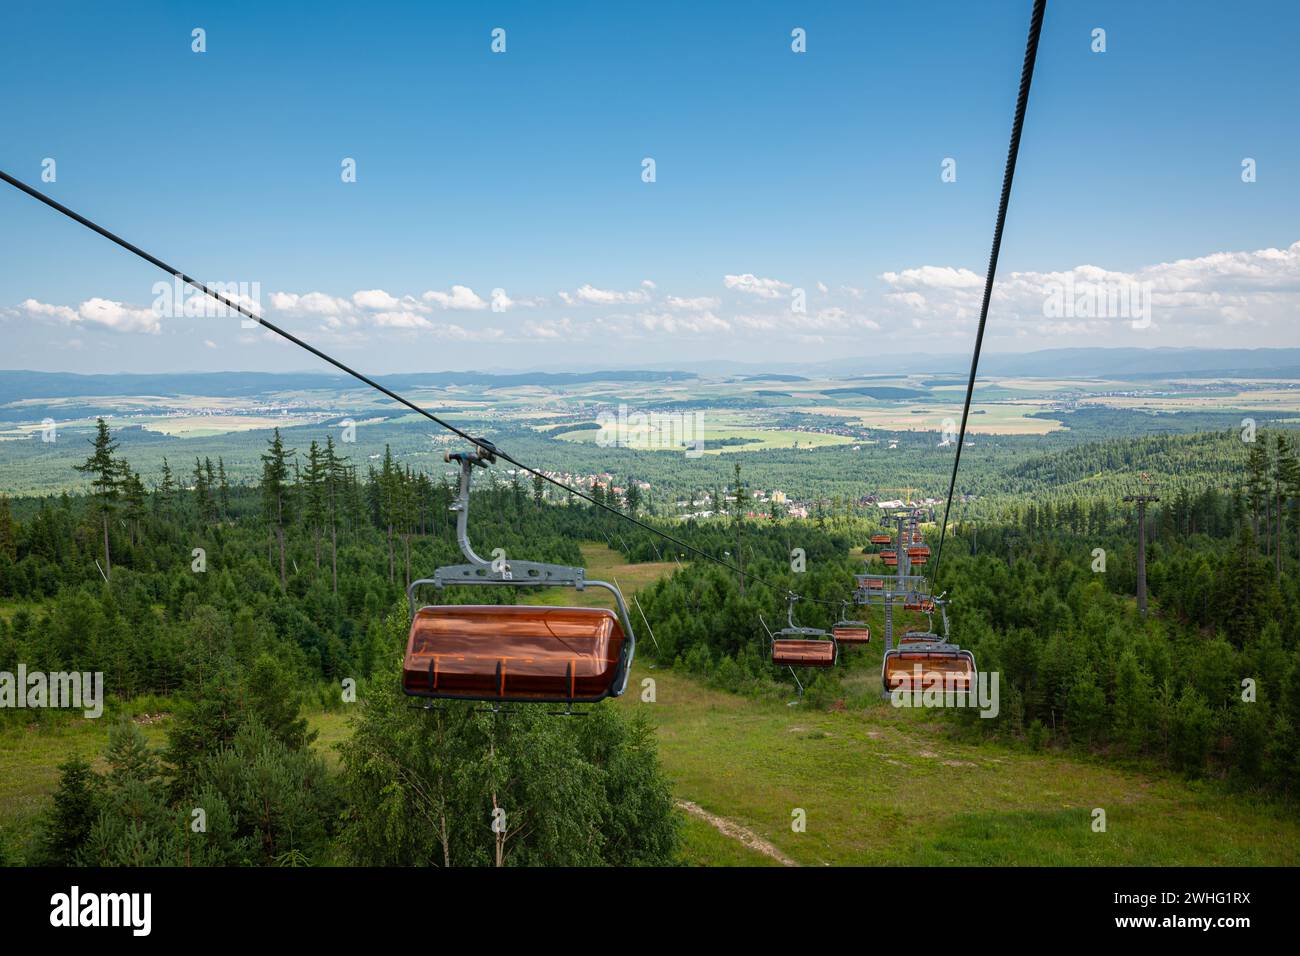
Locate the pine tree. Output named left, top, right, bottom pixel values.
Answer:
left=324, top=437, right=347, bottom=594
left=260, top=429, right=294, bottom=590
left=730, top=462, right=746, bottom=595
left=32, top=754, right=102, bottom=865
left=120, top=468, right=146, bottom=547
left=156, top=457, right=176, bottom=519
left=379, top=446, right=397, bottom=583
left=624, top=478, right=641, bottom=516
left=303, top=440, right=327, bottom=573
left=216, top=457, right=231, bottom=521
left=0, top=496, right=15, bottom=562
left=1272, top=434, right=1292, bottom=577
left=1245, top=439, right=1269, bottom=551
left=192, top=457, right=214, bottom=523
left=74, top=417, right=120, bottom=581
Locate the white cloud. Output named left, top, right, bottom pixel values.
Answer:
left=723, top=273, right=792, bottom=299
left=422, top=285, right=488, bottom=310
left=664, top=295, right=721, bottom=311
left=559, top=283, right=651, bottom=306
left=372, top=311, right=431, bottom=329
left=270, top=291, right=352, bottom=315
left=19, top=298, right=77, bottom=322
left=521, top=317, right=577, bottom=339
left=878, top=240, right=1300, bottom=339
left=352, top=288, right=401, bottom=310
left=18, top=297, right=161, bottom=334
left=880, top=265, right=984, bottom=290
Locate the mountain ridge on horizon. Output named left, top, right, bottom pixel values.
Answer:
left=3, top=346, right=1300, bottom=403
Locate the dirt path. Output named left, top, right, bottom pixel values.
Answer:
left=676, top=799, right=800, bottom=867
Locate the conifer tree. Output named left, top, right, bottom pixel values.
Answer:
left=74, top=417, right=121, bottom=581
left=260, top=429, right=294, bottom=590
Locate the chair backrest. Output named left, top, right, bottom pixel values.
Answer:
left=772, top=638, right=837, bottom=667
left=404, top=604, right=627, bottom=702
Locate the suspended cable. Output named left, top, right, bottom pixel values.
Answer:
left=0, top=168, right=832, bottom=605
left=1, top=1, right=1045, bottom=608
left=932, top=0, right=1047, bottom=581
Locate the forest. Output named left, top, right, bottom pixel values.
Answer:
left=1, top=417, right=1298, bottom=866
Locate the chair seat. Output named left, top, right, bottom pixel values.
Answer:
left=832, top=625, right=871, bottom=644
left=883, top=650, right=975, bottom=691
left=772, top=639, right=836, bottom=667
left=403, top=605, right=625, bottom=702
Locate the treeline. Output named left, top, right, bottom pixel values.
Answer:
left=0, top=420, right=660, bottom=701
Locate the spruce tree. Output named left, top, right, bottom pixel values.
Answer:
left=74, top=417, right=121, bottom=580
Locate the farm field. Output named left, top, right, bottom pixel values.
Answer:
left=806, top=402, right=1066, bottom=435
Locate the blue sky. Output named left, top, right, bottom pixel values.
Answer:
left=1, top=0, right=1297, bottom=373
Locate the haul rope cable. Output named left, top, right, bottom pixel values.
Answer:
left=0, top=0, right=1045, bottom=606
left=0, top=167, right=834, bottom=606
left=932, top=0, right=1046, bottom=581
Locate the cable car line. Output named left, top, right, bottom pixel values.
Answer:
left=932, top=0, right=1046, bottom=582
left=0, top=0, right=1040, bottom=650
left=0, top=167, right=836, bottom=608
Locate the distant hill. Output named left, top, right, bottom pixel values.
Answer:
left=978, top=348, right=1300, bottom=379
left=0, top=368, right=695, bottom=405
left=5, top=349, right=1300, bottom=409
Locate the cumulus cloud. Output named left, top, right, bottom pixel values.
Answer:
left=270, top=291, right=352, bottom=316
left=880, top=265, right=984, bottom=290
left=423, top=285, right=488, bottom=310
left=352, top=288, right=401, bottom=310
left=558, top=283, right=651, bottom=306
left=19, top=299, right=77, bottom=322
left=723, top=273, right=792, bottom=299
left=521, top=317, right=577, bottom=339
left=664, top=295, right=721, bottom=311
left=372, top=311, right=431, bottom=329
left=878, top=240, right=1300, bottom=339
left=18, top=297, right=161, bottom=334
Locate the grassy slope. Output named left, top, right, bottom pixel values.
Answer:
left=3, top=545, right=1297, bottom=867
left=612, top=663, right=1299, bottom=866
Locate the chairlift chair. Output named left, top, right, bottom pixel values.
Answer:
left=869, top=533, right=892, bottom=546
left=831, top=602, right=871, bottom=645
left=882, top=644, right=976, bottom=693
left=768, top=594, right=837, bottom=667
left=403, top=448, right=636, bottom=705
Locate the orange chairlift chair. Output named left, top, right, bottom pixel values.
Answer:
left=831, top=601, right=871, bottom=645
left=882, top=642, right=976, bottom=694
left=881, top=595, right=972, bottom=693
left=765, top=594, right=837, bottom=668
left=403, top=447, right=635, bottom=707
left=869, top=533, right=892, bottom=546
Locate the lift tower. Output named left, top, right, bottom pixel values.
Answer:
left=1123, top=492, right=1160, bottom=615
